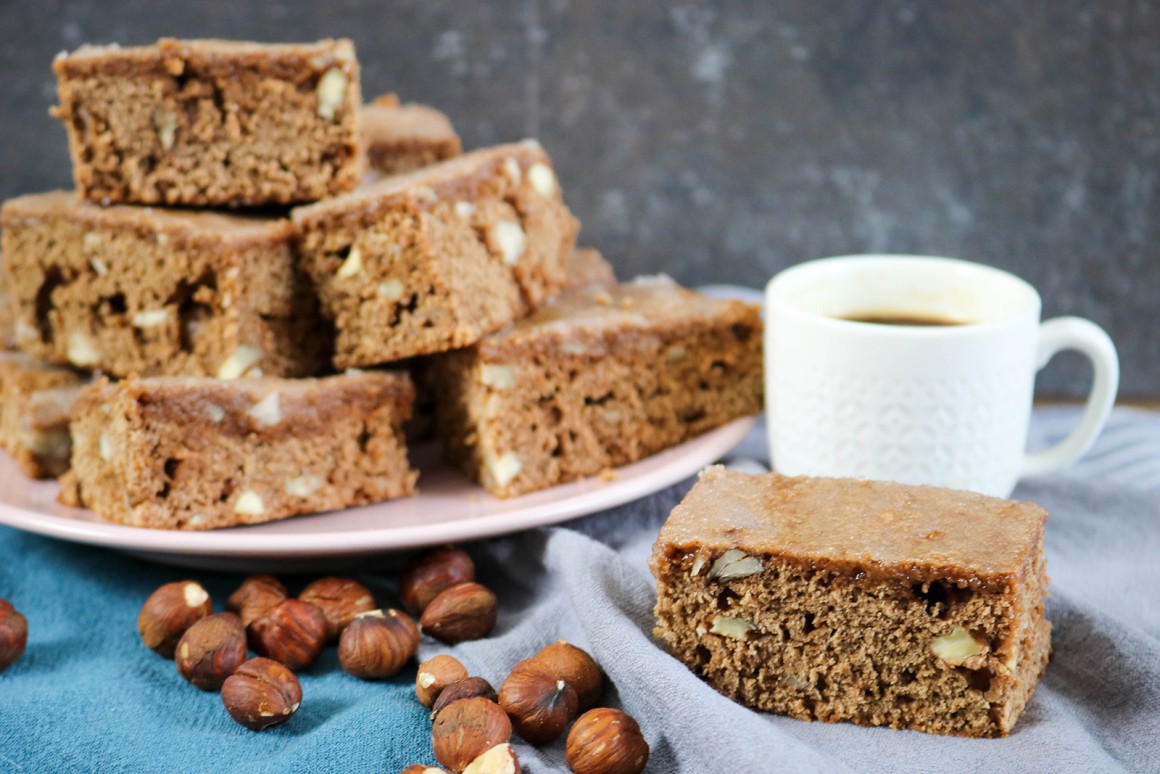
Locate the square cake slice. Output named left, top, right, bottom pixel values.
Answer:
left=62, top=371, right=417, bottom=530
left=52, top=38, right=362, bottom=206
left=431, top=278, right=763, bottom=497
left=293, top=141, right=579, bottom=368
left=0, top=353, right=88, bottom=478
left=1, top=191, right=326, bottom=379
left=650, top=467, right=1052, bottom=738
left=361, top=94, right=462, bottom=176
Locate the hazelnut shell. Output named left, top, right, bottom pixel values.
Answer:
left=565, top=708, right=649, bottom=774
left=400, top=546, right=475, bottom=615
left=226, top=574, right=287, bottom=628
left=221, top=657, right=302, bottom=731
left=499, top=667, right=578, bottom=744
left=0, top=599, right=28, bottom=672
left=431, top=676, right=498, bottom=719
left=529, top=640, right=604, bottom=709
left=419, top=583, right=497, bottom=644
left=299, top=576, right=376, bottom=640
left=431, top=697, right=511, bottom=773
left=175, top=612, right=248, bottom=691
left=337, top=608, right=419, bottom=679
left=416, top=654, right=470, bottom=708
left=138, top=581, right=212, bottom=657
left=247, top=598, right=328, bottom=671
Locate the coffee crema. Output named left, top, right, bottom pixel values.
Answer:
left=840, top=312, right=968, bottom=327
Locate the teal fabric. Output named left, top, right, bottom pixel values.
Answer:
left=0, top=532, right=434, bottom=773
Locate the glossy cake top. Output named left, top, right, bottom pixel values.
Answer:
left=654, top=466, right=1046, bottom=583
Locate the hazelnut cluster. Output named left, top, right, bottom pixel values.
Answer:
left=134, top=545, right=503, bottom=735
left=0, top=598, right=29, bottom=672
left=137, top=572, right=410, bottom=731
left=402, top=547, right=499, bottom=644
left=402, top=638, right=648, bottom=774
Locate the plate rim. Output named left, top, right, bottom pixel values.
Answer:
left=0, top=417, right=756, bottom=558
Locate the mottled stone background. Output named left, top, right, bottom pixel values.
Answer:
left=1, top=1, right=1156, bottom=397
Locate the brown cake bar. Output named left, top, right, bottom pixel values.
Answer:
left=0, top=353, right=88, bottom=478
left=404, top=247, right=616, bottom=447
left=1, top=191, right=325, bottom=379
left=62, top=371, right=417, bottom=530
left=293, top=141, right=579, bottom=368
left=431, top=278, right=763, bottom=497
left=361, top=94, right=461, bottom=176
left=53, top=38, right=363, bottom=206
left=651, top=468, right=1052, bottom=738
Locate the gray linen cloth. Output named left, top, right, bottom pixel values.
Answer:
left=423, top=407, right=1160, bottom=773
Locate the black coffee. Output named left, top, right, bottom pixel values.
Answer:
left=841, top=312, right=968, bottom=327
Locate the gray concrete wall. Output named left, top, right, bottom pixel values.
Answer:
left=1, top=1, right=1156, bottom=397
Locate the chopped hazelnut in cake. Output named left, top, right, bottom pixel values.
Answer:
left=52, top=38, right=363, bottom=206
left=651, top=467, right=1052, bottom=738
left=1, top=191, right=326, bottom=379
left=293, top=141, right=579, bottom=368
left=431, top=278, right=763, bottom=497
left=62, top=371, right=417, bottom=530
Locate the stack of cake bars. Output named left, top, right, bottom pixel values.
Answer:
left=0, top=38, right=763, bottom=529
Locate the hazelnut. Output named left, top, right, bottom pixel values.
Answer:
left=416, top=654, right=470, bottom=708
left=299, top=576, right=377, bottom=640
left=431, top=676, right=498, bottom=719
left=175, top=612, right=248, bottom=691
left=227, top=574, right=287, bottom=627
left=400, top=547, right=476, bottom=615
left=247, top=599, right=328, bottom=671
left=338, top=609, right=419, bottom=679
left=138, top=581, right=212, bottom=657
left=400, top=767, right=448, bottom=774
left=565, top=708, right=649, bottom=774
left=499, top=667, right=578, bottom=744
left=463, top=743, right=521, bottom=774
left=420, top=583, right=497, bottom=644
left=529, top=641, right=604, bottom=710
left=431, top=697, right=511, bottom=773
left=220, top=657, right=302, bottom=731
left=0, top=599, right=28, bottom=672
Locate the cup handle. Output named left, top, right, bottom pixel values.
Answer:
left=1021, top=317, right=1119, bottom=478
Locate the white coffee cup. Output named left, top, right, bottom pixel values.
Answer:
left=763, top=254, right=1119, bottom=497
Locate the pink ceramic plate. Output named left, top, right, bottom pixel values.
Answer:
left=0, top=417, right=754, bottom=571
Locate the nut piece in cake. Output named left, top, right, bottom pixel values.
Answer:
left=52, top=38, right=362, bottom=206
left=0, top=192, right=325, bottom=379
left=650, top=467, right=1052, bottom=738
left=431, top=278, right=763, bottom=497
left=62, top=372, right=417, bottom=530
left=361, top=93, right=462, bottom=177
left=292, top=141, right=579, bottom=368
